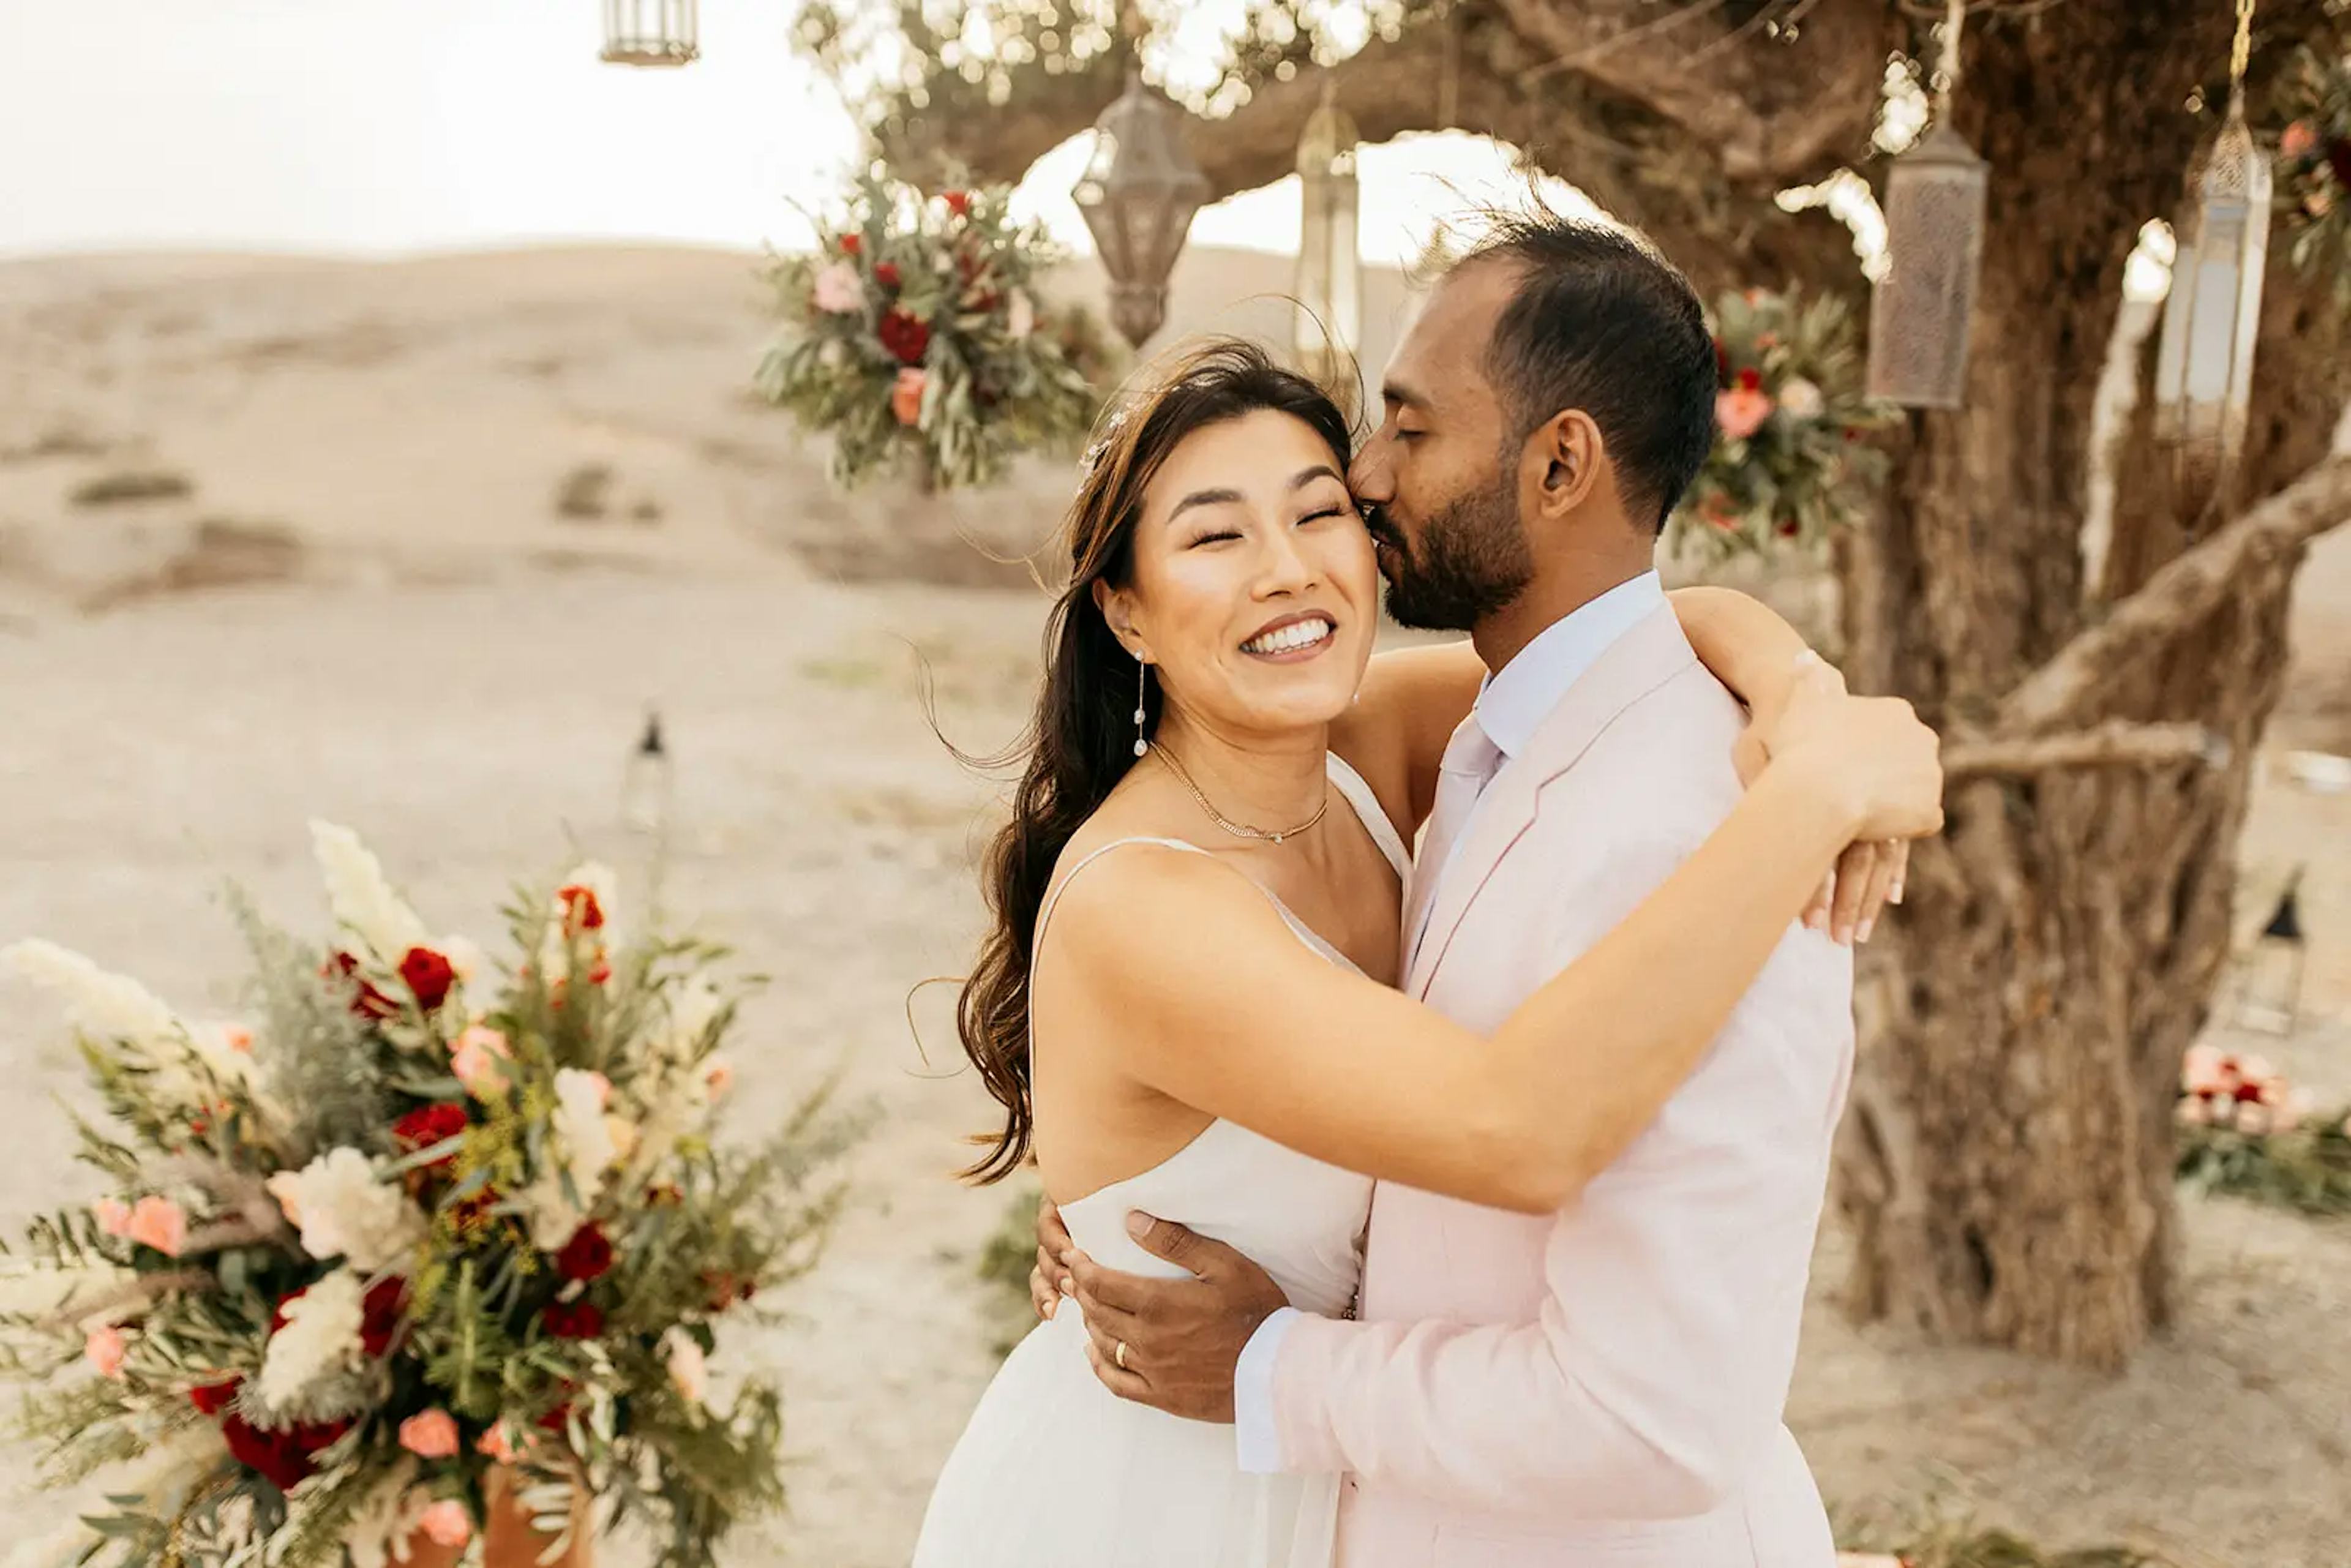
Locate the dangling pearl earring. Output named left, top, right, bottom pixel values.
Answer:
left=1133, top=654, right=1150, bottom=758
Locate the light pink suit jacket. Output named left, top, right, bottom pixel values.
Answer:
left=1272, top=607, right=1853, bottom=1567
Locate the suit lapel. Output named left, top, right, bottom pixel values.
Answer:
left=1406, top=607, right=1698, bottom=1000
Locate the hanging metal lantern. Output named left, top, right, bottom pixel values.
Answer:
left=1074, top=70, right=1213, bottom=348
left=2153, top=101, right=2271, bottom=500
left=1865, top=1, right=1988, bottom=409
left=1294, top=81, right=1362, bottom=393
left=2234, top=869, right=2307, bottom=1034
left=601, top=0, right=697, bottom=67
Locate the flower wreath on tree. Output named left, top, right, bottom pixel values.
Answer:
left=2278, top=43, right=2351, bottom=299
left=757, top=169, right=1117, bottom=491
left=1670, top=287, right=1897, bottom=561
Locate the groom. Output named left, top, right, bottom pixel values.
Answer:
left=1035, top=214, right=1856, bottom=1566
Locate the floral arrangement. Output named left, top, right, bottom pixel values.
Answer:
left=2278, top=45, right=2351, bottom=296
left=0, top=825, right=857, bottom=1568
left=2174, top=1045, right=2351, bottom=1217
left=1671, top=287, right=1897, bottom=561
left=756, top=170, right=1115, bottom=491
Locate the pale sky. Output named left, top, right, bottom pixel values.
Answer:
left=0, top=0, right=1578, bottom=265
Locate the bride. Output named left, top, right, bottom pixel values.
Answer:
left=910, top=340, right=1938, bottom=1566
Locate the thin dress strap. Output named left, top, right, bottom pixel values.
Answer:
left=1323, top=752, right=1411, bottom=880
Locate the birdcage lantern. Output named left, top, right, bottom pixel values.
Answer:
left=2235, top=869, right=2308, bottom=1035
left=1074, top=70, right=1213, bottom=349
left=2153, top=101, right=2271, bottom=503
left=1865, top=120, right=1989, bottom=408
left=601, top=0, right=698, bottom=67
left=1294, top=81, right=1362, bottom=394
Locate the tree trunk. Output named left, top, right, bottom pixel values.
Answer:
left=1825, top=7, right=2351, bottom=1366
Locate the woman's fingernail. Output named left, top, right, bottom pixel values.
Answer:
left=1059, top=1276, right=1075, bottom=1298
left=1890, top=882, right=1905, bottom=906
left=1125, top=1212, right=1151, bottom=1239
left=1857, top=918, right=1875, bottom=945
left=1059, top=1249, right=1077, bottom=1267
left=1834, top=921, right=1854, bottom=946
left=1042, top=1297, right=1056, bottom=1319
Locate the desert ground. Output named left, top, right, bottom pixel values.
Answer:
left=1, top=247, right=2347, bottom=1567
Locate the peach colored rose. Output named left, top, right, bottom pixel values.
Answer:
left=812, top=261, right=864, bottom=315
left=415, top=1499, right=473, bottom=1548
left=892, top=367, right=928, bottom=427
left=2236, top=1103, right=2272, bottom=1137
left=222, top=1024, right=254, bottom=1054
left=476, top=1422, right=519, bottom=1463
left=399, top=1408, right=460, bottom=1458
left=705, top=1054, right=736, bottom=1100
left=86, top=1326, right=128, bottom=1379
left=94, top=1197, right=133, bottom=1237
left=128, top=1196, right=188, bottom=1258
left=450, top=1024, right=511, bottom=1097
left=1716, top=386, right=1774, bottom=441
left=2181, top=1044, right=2232, bottom=1095
left=2282, top=121, right=2319, bottom=160
left=581, top=1070, right=613, bottom=1111
left=2175, top=1095, right=2212, bottom=1126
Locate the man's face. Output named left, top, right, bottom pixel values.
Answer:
left=1349, top=263, right=1535, bottom=632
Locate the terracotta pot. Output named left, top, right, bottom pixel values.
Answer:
left=395, top=1465, right=594, bottom=1568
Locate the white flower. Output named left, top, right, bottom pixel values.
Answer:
left=3, top=939, right=182, bottom=1049
left=266, top=1148, right=427, bottom=1272
left=1778, top=377, right=1824, bottom=419
left=1007, top=290, right=1036, bottom=340
left=516, top=1170, right=588, bottom=1253
left=187, top=1019, right=264, bottom=1096
left=438, top=936, right=488, bottom=992
left=663, top=1327, right=709, bottom=1406
left=346, top=1459, right=427, bottom=1568
left=554, top=1068, right=620, bottom=1195
left=310, top=821, right=431, bottom=965
left=257, top=1268, right=367, bottom=1412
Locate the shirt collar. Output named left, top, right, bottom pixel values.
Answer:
left=1472, top=571, right=1667, bottom=760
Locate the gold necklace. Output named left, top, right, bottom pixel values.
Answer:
left=1152, top=746, right=1330, bottom=846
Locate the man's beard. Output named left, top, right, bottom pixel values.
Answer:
left=1371, top=471, right=1535, bottom=632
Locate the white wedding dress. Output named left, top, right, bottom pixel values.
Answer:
left=910, top=754, right=1408, bottom=1568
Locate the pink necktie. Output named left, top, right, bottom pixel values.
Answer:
left=1405, top=714, right=1502, bottom=971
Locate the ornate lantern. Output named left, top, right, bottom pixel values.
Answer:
left=1074, top=70, right=1213, bottom=349
left=2153, top=0, right=2271, bottom=503
left=1294, top=81, right=1362, bottom=393
left=2235, top=869, right=2308, bottom=1035
left=1865, top=0, right=1988, bottom=409
left=601, top=0, right=698, bottom=67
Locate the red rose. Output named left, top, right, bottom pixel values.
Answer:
left=945, top=190, right=973, bottom=218
left=1713, top=337, right=1729, bottom=383
left=536, top=1402, right=574, bottom=1435
left=190, top=1376, right=243, bottom=1415
left=1736, top=367, right=1763, bottom=392
left=222, top=1411, right=343, bottom=1493
left=542, top=1299, right=606, bottom=1339
left=399, top=947, right=455, bottom=1010
left=874, top=261, right=901, bottom=289
left=324, top=952, right=396, bottom=1019
left=555, top=1223, right=615, bottom=1283
left=839, top=232, right=861, bottom=256
left=394, top=1102, right=468, bottom=1163
left=557, top=883, right=606, bottom=935
left=361, top=1275, right=410, bottom=1357
left=1775, top=517, right=1801, bottom=539
left=878, top=308, right=931, bottom=366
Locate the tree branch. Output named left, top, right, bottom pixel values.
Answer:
left=1492, top=0, right=1887, bottom=179
left=1944, top=722, right=2228, bottom=779
left=1999, top=454, right=2351, bottom=736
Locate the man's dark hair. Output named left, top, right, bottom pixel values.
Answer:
left=1457, top=212, right=1717, bottom=533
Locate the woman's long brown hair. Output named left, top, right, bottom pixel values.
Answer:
left=955, top=339, right=1354, bottom=1183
